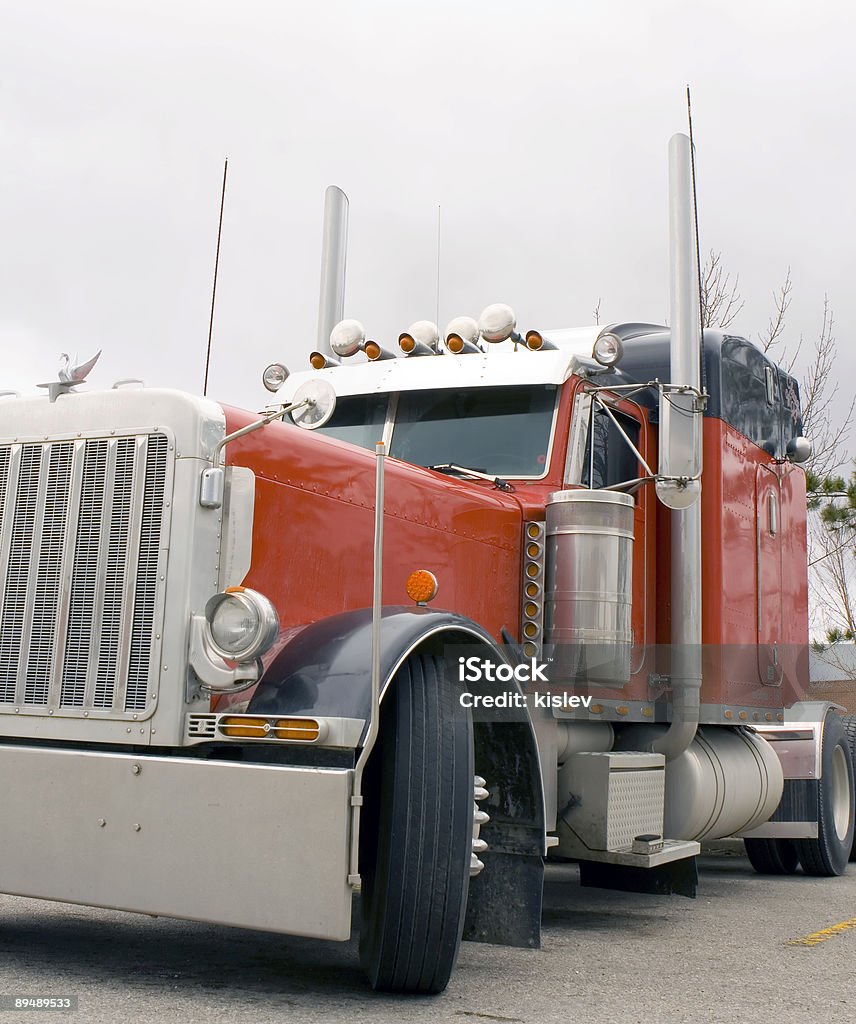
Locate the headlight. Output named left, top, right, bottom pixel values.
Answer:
left=204, top=588, right=279, bottom=662
left=592, top=331, right=624, bottom=367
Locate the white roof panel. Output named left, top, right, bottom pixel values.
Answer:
left=279, top=326, right=602, bottom=401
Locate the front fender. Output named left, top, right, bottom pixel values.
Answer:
left=248, top=606, right=502, bottom=734
left=249, top=605, right=549, bottom=948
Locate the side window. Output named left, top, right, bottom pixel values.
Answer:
left=580, top=407, right=641, bottom=489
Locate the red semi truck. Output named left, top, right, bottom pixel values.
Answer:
left=0, top=134, right=852, bottom=994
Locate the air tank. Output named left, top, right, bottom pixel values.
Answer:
left=544, top=489, right=634, bottom=687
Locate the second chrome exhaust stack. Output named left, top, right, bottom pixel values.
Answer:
left=653, top=132, right=703, bottom=762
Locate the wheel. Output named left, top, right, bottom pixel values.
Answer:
left=843, top=715, right=856, bottom=861
left=796, top=713, right=855, bottom=876
left=359, top=652, right=473, bottom=994
left=744, top=837, right=800, bottom=874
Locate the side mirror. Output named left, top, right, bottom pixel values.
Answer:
left=290, top=378, right=337, bottom=429
left=656, top=385, right=702, bottom=509
left=786, top=436, right=812, bottom=465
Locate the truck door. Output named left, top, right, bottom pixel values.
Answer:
left=756, top=463, right=783, bottom=685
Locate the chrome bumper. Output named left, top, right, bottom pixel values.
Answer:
left=0, top=745, right=353, bottom=941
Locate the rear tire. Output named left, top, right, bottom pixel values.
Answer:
left=359, top=652, right=473, bottom=994
left=744, top=837, right=799, bottom=875
left=796, top=713, right=855, bottom=877
left=842, top=715, right=856, bottom=861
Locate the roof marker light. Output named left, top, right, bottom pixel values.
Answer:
left=524, top=330, right=557, bottom=352
left=399, top=320, right=440, bottom=356
left=443, top=315, right=481, bottom=354
left=309, top=351, right=341, bottom=370
left=364, top=340, right=395, bottom=361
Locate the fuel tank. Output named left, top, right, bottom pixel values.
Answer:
left=616, top=724, right=784, bottom=840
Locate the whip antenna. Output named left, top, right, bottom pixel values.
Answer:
left=204, top=158, right=229, bottom=397
left=435, top=204, right=441, bottom=328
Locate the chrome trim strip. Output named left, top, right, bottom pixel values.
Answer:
left=0, top=445, right=21, bottom=670
left=83, top=439, right=116, bottom=709
left=113, top=436, right=147, bottom=713
left=48, top=439, right=86, bottom=708
left=18, top=445, right=48, bottom=703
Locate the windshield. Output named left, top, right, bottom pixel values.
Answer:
left=314, top=385, right=558, bottom=477
left=311, top=392, right=388, bottom=450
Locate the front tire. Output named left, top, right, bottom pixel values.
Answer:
left=796, top=713, right=855, bottom=877
left=359, top=652, right=473, bottom=994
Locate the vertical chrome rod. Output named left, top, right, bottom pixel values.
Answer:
left=348, top=440, right=386, bottom=885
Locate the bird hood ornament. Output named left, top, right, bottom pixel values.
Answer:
left=59, top=350, right=101, bottom=384
left=39, top=349, right=102, bottom=402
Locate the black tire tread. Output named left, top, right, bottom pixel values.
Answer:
left=359, top=653, right=472, bottom=994
left=840, top=714, right=856, bottom=862
left=796, top=713, right=855, bottom=877
left=744, top=837, right=799, bottom=875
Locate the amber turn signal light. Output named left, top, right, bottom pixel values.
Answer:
left=406, top=569, right=439, bottom=605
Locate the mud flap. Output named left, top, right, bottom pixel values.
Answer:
left=464, top=852, right=543, bottom=949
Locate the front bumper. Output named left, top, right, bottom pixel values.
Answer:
left=0, top=745, right=353, bottom=941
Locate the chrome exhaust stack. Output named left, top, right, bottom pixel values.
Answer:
left=652, top=133, right=703, bottom=762
left=316, top=185, right=349, bottom=356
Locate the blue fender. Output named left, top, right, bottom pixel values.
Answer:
left=249, top=605, right=504, bottom=731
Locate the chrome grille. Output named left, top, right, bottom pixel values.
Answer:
left=0, top=434, right=170, bottom=716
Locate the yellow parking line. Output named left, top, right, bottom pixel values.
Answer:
left=788, top=916, right=856, bottom=947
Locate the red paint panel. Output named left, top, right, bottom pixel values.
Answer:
left=222, top=408, right=523, bottom=642
left=698, top=419, right=808, bottom=709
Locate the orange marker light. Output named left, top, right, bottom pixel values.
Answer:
left=364, top=341, right=382, bottom=360
left=406, top=569, right=439, bottom=605
left=274, top=718, right=321, bottom=741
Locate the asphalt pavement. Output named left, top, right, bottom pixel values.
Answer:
left=1, top=844, right=854, bottom=1023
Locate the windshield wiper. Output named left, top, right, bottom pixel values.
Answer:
left=429, top=463, right=514, bottom=492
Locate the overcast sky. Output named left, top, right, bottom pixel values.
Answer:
left=2, top=1, right=855, bottom=430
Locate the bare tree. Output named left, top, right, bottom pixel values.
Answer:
left=593, top=298, right=601, bottom=325
left=700, top=250, right=744, bottom=329
left=798, top=300, right=854, bottom=480
left=808, top=516, right=856, bottom=642
left=757, top=269, right=793, bottom=357
left=699, top=251, right=854, bottom=640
